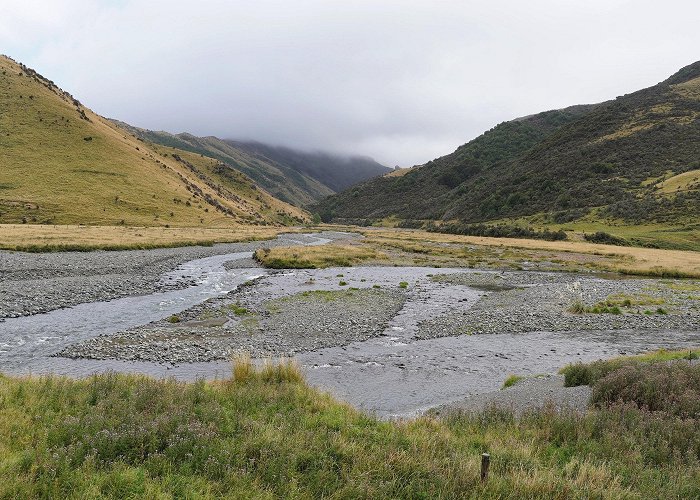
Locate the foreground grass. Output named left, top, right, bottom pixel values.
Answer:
left=0, top=224, right=298, bottom=252
left=3, top=356, right=700, bottom=498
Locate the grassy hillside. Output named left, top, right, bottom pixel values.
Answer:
left=313, top=61, right=700, bottom=234
left=2, top=353, right=700, bottom=498
left=0, top=55, right=307, bottom=227
left=312, top=106, right=594, bottom=221
left=112, top=125, right=334, bottom=207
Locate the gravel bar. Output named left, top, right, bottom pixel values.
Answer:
left=0, top=231, right=356, bottom=319
left=59, top=287, right=407, bottom=363
left=417, top=271, right=700, bottom=339
left=429, top=375, right=592, bottom=417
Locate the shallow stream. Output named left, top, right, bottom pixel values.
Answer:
left=1, top=234, right=699, bottom=418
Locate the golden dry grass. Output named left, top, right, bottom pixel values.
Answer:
left=655, top=168, right=700, bottom=194
left=362, top=228, right=700, bottom=276
left=281, top=226, right=700, bottom=277
left=0, top=224, right=297, bottom=251
left=384, top=167, right=413, bottom=177
left=254, top=242, right=387, bottom=268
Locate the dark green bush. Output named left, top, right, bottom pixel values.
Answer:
left=428, top=223, right=567, bottom=241
left=583, top=231, right=629, bottom=246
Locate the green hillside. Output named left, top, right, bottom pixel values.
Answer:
left=313, top=62, right=700, bottom=230
left=0, top=55, right=308, bottom=227
left=116, top=126, right=389, bottom=206
left=111, top=125, right=334, bottom=206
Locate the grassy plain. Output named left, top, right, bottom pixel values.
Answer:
left=2, top=352, right=700, bottom=498
left=252, top=226, right=700, bottom=278
left=0, top=224, right=296, bottom=251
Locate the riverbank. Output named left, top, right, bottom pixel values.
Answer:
left=1, top=232, right=699, bottom=417
left=2, top=353, right=699, bottom=498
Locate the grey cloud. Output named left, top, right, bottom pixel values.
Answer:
left=2, top=0, right=700, bottom=165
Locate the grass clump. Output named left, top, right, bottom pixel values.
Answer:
left=501, top=374, right=523, bottom=389
left=232, top=354, right=303, bottom=384
left=567, top=301, right=621, bottom=314
left=399, top=281, right=409, bottom=288
left=338, top=281, right=348, bottom=286
left=568, top=292, right=667, bottom=315
left=167, top=314, right=181, bottom=323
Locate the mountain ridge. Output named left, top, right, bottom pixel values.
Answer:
left=312, top=62, right=700, bottom=227
left=114, top=125, right=389, bottom=206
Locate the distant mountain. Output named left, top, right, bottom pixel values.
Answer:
left=0, top=55, right=307, bottom=226
left=225, top=140, right=390, bottom=193
left=115, top=127, right=390, bottom=206
left=312, top=62, right=700, bottom=226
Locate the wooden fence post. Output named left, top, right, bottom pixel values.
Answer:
left=481, top=453, right=490, bottom=482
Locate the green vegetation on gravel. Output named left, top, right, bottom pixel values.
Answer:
left=569, top=292, right=668, bottom=315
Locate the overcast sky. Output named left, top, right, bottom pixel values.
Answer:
left=2, top=1, right=699, bottom=166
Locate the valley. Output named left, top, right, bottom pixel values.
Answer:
left=2, top=47, right=700, bottom=497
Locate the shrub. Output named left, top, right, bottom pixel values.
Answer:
left=591, top=363, right=700, bottom=418
left=428, top=222, right=568, bottom=241
left=583, top=231, right=629, bottom=246
left=561, top=348, right=699, bottom=387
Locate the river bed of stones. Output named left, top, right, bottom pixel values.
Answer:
left=58, top=266, right=700, bottom=365
left=0, top=232, right=347, bottom=320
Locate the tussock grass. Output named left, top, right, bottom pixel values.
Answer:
left=232, top=354, right=304, bottom=384
left=253, top=243, right=387, bottom=268
left=2, top=357, right=700, bottom=497
left=501, top=374, right=523, bottom=389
